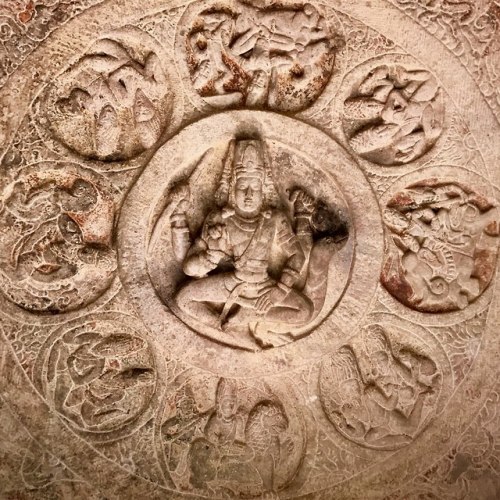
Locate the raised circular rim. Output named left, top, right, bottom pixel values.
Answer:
left=118, top=109, right=384, bottom=378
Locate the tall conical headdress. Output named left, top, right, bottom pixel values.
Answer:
left=215, top=136, right=279, bottom=209
left=216, top=378, right=237, bottom=402
left=233, top=140, right=266, bottom=179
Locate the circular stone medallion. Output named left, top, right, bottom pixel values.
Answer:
left=1, top=0, right=499, bottom=498
left=119, top=110, right=383, bottom=377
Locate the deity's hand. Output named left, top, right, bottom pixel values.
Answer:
left=205, top=223, right=230, bottom=255
left=168, top=183, right=190, bottom=216
left=290, top=188, right=315, bottom=216
left=255, top=286, right=287, bottom=314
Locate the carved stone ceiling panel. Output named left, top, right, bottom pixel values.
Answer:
left=0, top=1, right=499, bottom=499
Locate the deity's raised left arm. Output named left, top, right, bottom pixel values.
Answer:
left=182, top=212, right=229, bottom=278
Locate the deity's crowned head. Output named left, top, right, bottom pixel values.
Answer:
left=215, top=378, right=238, bottom=420
left=233, top=140, right=266, bottom=217
left=216, top=137, right=278, bottom=216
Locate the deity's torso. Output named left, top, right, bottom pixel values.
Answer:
left=222, top=210, right=292, bottom=284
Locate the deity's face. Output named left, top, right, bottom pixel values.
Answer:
left=234, top=175, right=264, bottom=218
left=218, top=396, right=237, bottom=419
left=134, top=90, right=156, bottom=123
left=371, top=350, right=391, bottom=378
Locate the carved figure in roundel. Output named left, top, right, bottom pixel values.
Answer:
left=319, top=324, right=442, bottom=450
left=381, top=180, right=499, bottom=312
left=343, top=65, right=444, bottom=165
left=161, top=378, right=305, bottom=497
left=21, top=439, right=75, bottom=491
left=182, top=0, right=337, bottom=111
left=0, top=164, right=116, bottom=313
left=35, top=318, right=156, bottom=434
left=42, top=27, right=172, bottom=161
left=155, top=136, right=348, bottom=349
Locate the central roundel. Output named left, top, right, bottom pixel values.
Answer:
left=119, top=112, right=383, bottom=376
left=150, top=132, right=352, bottom=351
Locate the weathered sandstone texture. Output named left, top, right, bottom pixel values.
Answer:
left=0, top=1, right=499, bottom=498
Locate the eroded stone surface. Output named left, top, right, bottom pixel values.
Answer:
left=180, top=0, right=338, bottom=112
left=34, top=316, right=157, bottom=435
left=381, top=179, right=499, bottom=312
left=343, top=64, right=444, bottom=165
left=41, top=27, right=174, bottom=161
left=0, top=1, right=499, bottom=499
left=0, top=162, right=117, bottom=312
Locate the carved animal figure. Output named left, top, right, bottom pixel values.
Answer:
left=344, top=65, right=444, bottom=165
left=382, top=181, right=499, bottom=312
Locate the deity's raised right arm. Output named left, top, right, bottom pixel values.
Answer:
left=169, top=183, right=192, bottom=262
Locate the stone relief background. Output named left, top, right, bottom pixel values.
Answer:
left=0, top=1, right=499, bottom=499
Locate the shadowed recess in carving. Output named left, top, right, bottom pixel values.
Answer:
left=381, top=180, right=499, bottom=312
left=0, top=164, right=116, bottom=313
left=343, top=64, right=444, bottom=165
left=181, top=0, right=339, bottom=112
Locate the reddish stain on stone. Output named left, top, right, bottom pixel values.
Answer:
left=485, top=220, right=500, bottom=237
left=473, top=248, right=496, bottom=287
left=381, top=254, right=414, bottom=305
left=221, top=51, right=250, bottom=95
left=18, top=0, right=35, bottom=24
left=388, top=192, right=415, bottom=209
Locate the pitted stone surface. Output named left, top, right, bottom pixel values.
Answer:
left=0, top=1, right=499, bottom=499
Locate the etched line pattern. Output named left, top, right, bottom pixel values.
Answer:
left=320, top=324, right=443, bottom=450
left=42, top=27, right=173, bottom=162
left=343, top=64, right=444, bottom=166
left=160, top=377, right=305, bottom=497
left=35, top=318, right=157, bottom=434
left=388, top=0, right=500, bottom=123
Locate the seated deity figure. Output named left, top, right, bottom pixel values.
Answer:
left=170, top=137, right=317, bottom=346
left=188, top=378, right=293, bottom=495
